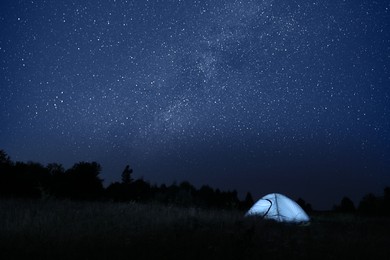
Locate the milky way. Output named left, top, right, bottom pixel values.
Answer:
left=1, top=0, right=389, bottom=208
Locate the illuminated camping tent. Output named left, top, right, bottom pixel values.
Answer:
left=245, top=193, right=310, bottom=223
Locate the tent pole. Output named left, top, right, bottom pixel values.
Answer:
left=274, top=194, right=281, bottom=221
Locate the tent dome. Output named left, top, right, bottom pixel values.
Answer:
left=245, top=193, right=310, bottom=223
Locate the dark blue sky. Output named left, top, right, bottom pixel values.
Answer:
left=1, top=0, right=389, bottom=209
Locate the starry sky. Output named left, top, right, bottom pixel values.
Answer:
left=1, top=0, right=389, bottom=209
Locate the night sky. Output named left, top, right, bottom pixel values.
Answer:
left=1, top=0, right=389, bottom=209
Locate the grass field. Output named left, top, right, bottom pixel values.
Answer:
left=0, top=199, right=389, bottom=259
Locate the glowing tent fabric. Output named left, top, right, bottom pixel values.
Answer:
left=246, top=193, right=310, bottom=223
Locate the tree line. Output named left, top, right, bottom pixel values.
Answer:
left=333, top=188, right=390, bottom=216
left=1, top=149, right=389, bottom=215
left=0, top=150, right=254, bottom=210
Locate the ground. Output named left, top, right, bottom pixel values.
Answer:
left=0, top=199, right=389, bottom=259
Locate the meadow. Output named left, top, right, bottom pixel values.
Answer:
left=0, top=199, right=389, bottom=260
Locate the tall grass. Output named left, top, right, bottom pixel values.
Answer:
left=0, top=199, right=389, bottom=259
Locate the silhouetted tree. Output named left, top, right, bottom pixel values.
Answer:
left=174, top=181, right=195, bottom=206
left=152, top=184, right=170, bottom=204
left=196, top=185, right=215, bottom=207
left=47, top=163, right=65, bottom=176
left=11, top=161, right=50, bottom=198
left=384, top=187, right=390, bottom=216
left=47, top=163, right=68, bottom=198
left=242, top=192, right=254, bottom=210
left=220, top=190, right=239, bottom=209
left=296, top=198, right=313, bottom=213
left=121, top=165, right=133, bottom=185
left=334, top=196, right=355, bottom=213
left=357, top=188, right=390, bottom=216
left=65, top=162, right=104, bottom=200
left=358, top=193, right=380, bottom=216
left=106, top=165, right=133, bottom=201
left=0, top=150, right=14, bottom=197
left=0, top=152, right=52, bottom=199
left=0, top=150, right=12, bottom=166
left=106, top=182, right=131, bottom=201
left=131, top=178, right=151, bottom=201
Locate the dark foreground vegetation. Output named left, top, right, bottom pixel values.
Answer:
left=0, top=199, right=389, bottom=260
